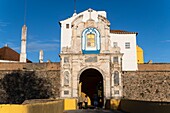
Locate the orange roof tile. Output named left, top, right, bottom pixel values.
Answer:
left=110, top=30, right=138, bottom=35
left=0, top=46, right=31, bottom=63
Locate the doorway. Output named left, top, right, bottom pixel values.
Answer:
left=79, top=68, right=104, bottom=108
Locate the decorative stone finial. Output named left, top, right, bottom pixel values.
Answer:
left=4, top=44, right=8, bottom=47
left=73, top=13, right=77, bottom=16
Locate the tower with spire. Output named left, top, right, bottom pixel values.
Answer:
left=20, top=24, right=27, bottom=62
left=20, top=0, right=27, bottom=63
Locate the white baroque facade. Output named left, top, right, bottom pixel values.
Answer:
left=59, top=9, right=138, bottom=107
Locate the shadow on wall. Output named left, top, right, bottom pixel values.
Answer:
left=0, top=71, right=54, bottom=104
left=117, top=99, right=170, bottom=113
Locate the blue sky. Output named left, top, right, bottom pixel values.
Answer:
left=0, top=0, right=170, bottom=63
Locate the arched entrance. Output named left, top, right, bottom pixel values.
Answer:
left=79, top=68, right=104, bottom=108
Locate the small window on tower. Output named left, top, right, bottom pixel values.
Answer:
left=64, top=57, right=69, bottom=63
left=113, top=57, right=118, bottom=63
left=64, top=90, right=69, bottom=95
left=114, top=90, right=119, bottom=95
left=113, top=42, right=118, bottom=47
left=125, top=42, right=130, bottom=49
left=66, top=24, right=69, bottom=29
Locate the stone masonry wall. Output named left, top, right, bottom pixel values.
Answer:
left=138, top=63, right=170, bottom=71
left=122, top=71, right=170, bottom=102
left=0, top=63, right=170, bottom=103
left=0, top=62, right=60, bottom=71
left=0, top=63, right=61, bottom=104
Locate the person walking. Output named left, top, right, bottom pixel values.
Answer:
left=93, top=94, right=98, bottom=109
left=84, top=95, right=88, bottom=109
left=78, top=95, right=83, bottom=109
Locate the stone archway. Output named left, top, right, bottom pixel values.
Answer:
left=79, top=68, right=104, bottom=108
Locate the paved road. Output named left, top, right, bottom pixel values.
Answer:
left=64, top=109, right=124, bottom=113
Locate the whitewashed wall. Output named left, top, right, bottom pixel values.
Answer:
left=110, top=33, right=138, bottom=71
left=60, top=9, right=138, bottom=71
left=60, top=9, right=106, bottom=51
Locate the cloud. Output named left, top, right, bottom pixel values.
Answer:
left=26, top=34, right=60, bottom=52
left=0, top=40, right=60, bottom=53
left=51, top=39, right=60, bottom=43
left=0, top=21, right=9, bottom=27
left=161, top=40, right=170, bottom=43
left=0, top=41, right=20, bottom=52
left=12, top=46, right=20, bottom=51
left=0, top=32, right=60, bottom=53
left=27, top=39, right=60, bottom=52
left=28, top=34, right=39, bottom=40
left=0, top=20, right=9, bottom=32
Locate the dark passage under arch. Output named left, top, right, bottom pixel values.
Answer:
left=80, top=68, right=104, bottom=108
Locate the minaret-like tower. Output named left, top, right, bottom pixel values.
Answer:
left=20, top=0, right=27, bottom=63
left=20, top=24, right=27, bottom=62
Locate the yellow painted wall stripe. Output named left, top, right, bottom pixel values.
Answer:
left=0, top=100, right=64, bottom=113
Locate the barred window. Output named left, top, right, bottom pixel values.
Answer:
left=125, top=42, right=130, bottom=49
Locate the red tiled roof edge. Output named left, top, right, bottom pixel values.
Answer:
left=110, top=30, right=138, bottom=35
left=0, top=46, right=32, bottom=63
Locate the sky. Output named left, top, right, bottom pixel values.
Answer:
left=0, top=0, right=170, bottom=63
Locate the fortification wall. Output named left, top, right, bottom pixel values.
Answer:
left=119, top=99, right=170, bottom=113
left=0, top=62, right=60, bottom=71
left=122, top=63, right=170, bottom=102
left=0, top=63, right=170, bottom=103
left=0, top=70, right=60, bottom=104
left=122, top=71, right=170, bottom=102
left=138, top=63, right=170, bottom=71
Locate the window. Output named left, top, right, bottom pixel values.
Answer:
left=66, top=24, right=69, bottom=29
left=87, top=33, right=96, bottom=47
left=114, top=90, right=119, bottom=95
left=114, top=71, right=119, bottom=86
left=113, top=42, right=117, bottom=47
left=125, top=42, right=130, bottom=49
left=64, top=71, right=69, bottom=86
left=113, top=57, right=118, bottom=63
left=82, top=28, right=100, bottom=54
left=64, top=57, right=69, bottom=63
left=64, top=90, right=69, bottom=95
